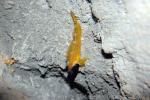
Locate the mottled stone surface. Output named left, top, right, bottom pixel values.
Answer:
left=95, top=0, right=150, bottom=98
left=0, top=80, right=28, bottom=100
left=0, top=0, right=149, bottom=100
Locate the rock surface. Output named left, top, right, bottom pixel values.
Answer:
left=0, top=0, right=149, bottom=100
left=0, top=80, right=28, bottom=100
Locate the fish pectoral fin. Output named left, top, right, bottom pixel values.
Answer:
left=78, top=57, right=89, bottom=67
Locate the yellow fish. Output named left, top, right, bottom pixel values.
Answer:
left=67, top=11, right=88, bottom=72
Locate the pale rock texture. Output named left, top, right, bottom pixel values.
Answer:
left=96, top=0, right=150, bottom=98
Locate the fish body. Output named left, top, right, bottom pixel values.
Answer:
left=67, top=11, right=88, bottom=72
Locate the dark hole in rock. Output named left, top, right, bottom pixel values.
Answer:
left=101, top=49, right=113, bottom=59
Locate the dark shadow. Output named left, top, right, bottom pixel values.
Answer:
left=66, top=64, right=79, bottom=82
left=85, top=0, right=91, bottom=3
left=65, top=64, right=89, bottom=99
left=67, top=81, right=89, bottom=97
left=16, top=61, right=89, bottom=99
left=101, top=49, right=113, bottom=59
left=38, top=63, right=89, bottom=99
left=91, top=10, right=99, bottom=23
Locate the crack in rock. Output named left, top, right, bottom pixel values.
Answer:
left=45, top=0, right=52, bottom=9
left=81, top=71, right=102, bottom=95
left=16, top=62, right=91, bottom=99
left=90, top=6, right=100, bottom=23
left=5, top=32, right=14, bottom=40
left=91, top=10, right=99, bottom=23
left=100, top=48, right=124, bottom=98
left=112, top=65, right=126, bottom=98
left=79, top=70, right=120, bottom=100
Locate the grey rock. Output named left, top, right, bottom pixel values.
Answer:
left=0, top=80, right=28, bottom=100
left=1, top=0, right=15, bottom=10
left=92, top=0, right=150, bottom=98
left=0, top=0, right=149, bottom=100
